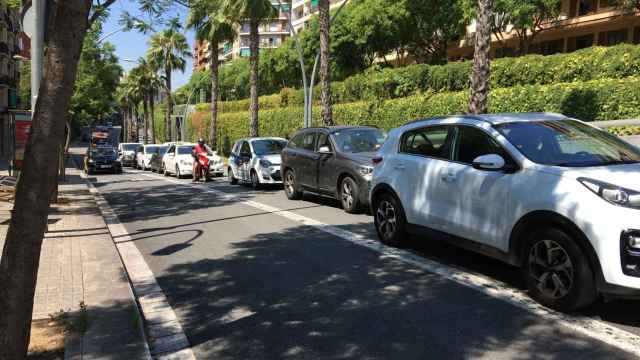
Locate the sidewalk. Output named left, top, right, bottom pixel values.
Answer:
left=0, top=167, right=150, bottom=359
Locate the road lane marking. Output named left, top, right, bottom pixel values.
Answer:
left=84, top=174, right=196, bottom=360
left=133, top=170, right=640, bottom=356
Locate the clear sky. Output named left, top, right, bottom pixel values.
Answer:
left=102, top=0, right=195, bottom=89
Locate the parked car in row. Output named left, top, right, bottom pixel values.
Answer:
left=369, top=112, right=640, bottom=311
left=228, top=137, right=288, bottom=188
left=136, top=144, right=161, bottom=170
left=118, top=142, right=141, bottom=167
left=281, top=126, right=386, bottom=213
left=85, top=146, right=122, bottom=175
left=149, top=144, right=170, bottom=173
left=162, top=143, right=224, bottom=178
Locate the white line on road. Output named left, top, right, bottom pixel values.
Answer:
left=84, top=174, right=196, bottom=360
left=134, top=170, right=640, bottom=356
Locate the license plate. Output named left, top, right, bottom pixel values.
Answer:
left=99, top=165, right=112, bottom=169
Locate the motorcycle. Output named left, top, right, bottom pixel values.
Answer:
left=195, top=151, right=212, bottom=182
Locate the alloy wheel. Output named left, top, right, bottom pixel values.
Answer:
left=341, top=180, right=354, bottom=209
left=376, top=200, right=397, bottom=239
left=528, top=239, right=574, bottom=299
left=285, top=172, right=295, bottom=195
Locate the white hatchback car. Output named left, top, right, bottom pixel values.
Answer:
left=370, top=113, right=640, bottom=311
left=162, top=143, right=224, bottom=178
left=228, top=137, right=288, bottom=188
left=136, top=144, right=161, bottom=171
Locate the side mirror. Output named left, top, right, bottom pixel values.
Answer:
left=318, top=146, right=332, bottom=154
left=472, top=154, right=506, bottom=171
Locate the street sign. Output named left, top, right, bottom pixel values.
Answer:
left=13, top=111, right=32, bottom=170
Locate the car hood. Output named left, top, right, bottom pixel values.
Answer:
left=259, top=154, right=282, bottom=165
left=549, top=163, right=640, bottom=191
left=342, top=151, right=377, bottom=165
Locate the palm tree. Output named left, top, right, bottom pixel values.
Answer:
left=224, top=0, right=278, bottom=137
left=187, top=0, right=235, bottom=150
left=318, top=0, right=334, bottom=126
left=131, top=57, right=162, bottom=144
left=468, top=0, right=493, bottom=114
left=148, top=23, right=192, bottom=142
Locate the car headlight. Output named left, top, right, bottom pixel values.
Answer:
left=358, top=165, right=374, bottom=178
left=259, top=159, right=272, bottom=168
left=88, top=159, right=94, bottom=164
left=579, top=178, right=640, bottom=209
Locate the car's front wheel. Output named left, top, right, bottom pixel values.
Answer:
left=229, top=167, right=238, bottom=185
left=373, top=192, right=407, bottom=247
left=176, top=165, right=182, bottom=179
left=524, top=228, right=597, bottom=312
left=250, top=170, right=261, bottom=189
left=340, top=177, right=361, bottom=213
left=284, top=169, right=302, bottom=200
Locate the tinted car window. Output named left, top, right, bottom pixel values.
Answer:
left=156, top=146, right=169, bottom=155
left=401, top=126, right=453, bottom=159
left=454, top=126, right=507, bottom=164
left=333, top=128, right=385, bottom=153
left=252, top=139, right=287, bottom=155
left=122, top=144, right=138, bottom=151
left=240, top=142, right=251, bottom=155
left=288, top=133, right=304, bottom=149
left=177, top=146, right=193, bottom=155
left=301, top=132, right=317, bottom=151
left=496, top=120, right=640, bottom=167
left=317, top=132, right=332, bottom=151
left=145, top=146, right=158, bottom=154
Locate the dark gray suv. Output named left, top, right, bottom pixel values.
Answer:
left=281, top=126, right=386, bottom=213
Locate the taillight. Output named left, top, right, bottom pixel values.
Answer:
left=372, top=156, right=383, bottom=165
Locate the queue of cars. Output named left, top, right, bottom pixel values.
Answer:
left=228, top=113, right=640, bottom=312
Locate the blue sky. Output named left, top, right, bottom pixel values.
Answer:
left=102, top=0, right=195, bottom=89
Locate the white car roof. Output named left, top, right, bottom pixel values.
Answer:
left=406, top=112, right=568, bottom=127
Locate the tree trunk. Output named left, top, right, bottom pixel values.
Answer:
left=249, top=20, right=260, bottom=138
left=318, top=0, right=334, bottom=126
left=468, top=0, right=493, bottom=115
left=143, top=97, right=149, bottom=144
left=165, top=67, right=173, bottom=142
left=0, top=1, right=91, bottom=359
left=150, top=96, right=156, bottom=144
left=210, top=39, right=219, bottom=150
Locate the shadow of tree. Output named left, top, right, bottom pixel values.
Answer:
left=154, top=225, right=633, bottom=359
left=561, top=88, right=599, bottom=121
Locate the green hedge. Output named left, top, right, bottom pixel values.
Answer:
left=188, top=77, right=640, bottom=153
left=609, top=126, right=640, bottom=136
left=204, top=44, right=640, bottom=114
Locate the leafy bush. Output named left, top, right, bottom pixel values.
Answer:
left=211, top=44, right=640, bottom=113
left=608, top=126, right=640, bottom=136
left=188, top=77, right=640, bottom=149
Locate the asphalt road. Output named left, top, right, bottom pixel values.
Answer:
left=83, top=158, right=640, bottom=359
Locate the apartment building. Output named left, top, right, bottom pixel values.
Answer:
left=193, top=2, right=292, bottom=70
left=448, top=0, right=640, bottom=60
left=0, top=0, right=21, bottom=160
left=290, top=0, right=346, bottom=32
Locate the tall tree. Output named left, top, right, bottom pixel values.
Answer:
left=0, top=2, right=175, bottom=359
left=318, top=0, right=333, bottom=125
left=147, top=21, right=191, bottom=142
left=224, top=0, right=278, bottom=137
left=468, top=0, right=493, bottom=114
left=187, top=0, right=235, bottom=149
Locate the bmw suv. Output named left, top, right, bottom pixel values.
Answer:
left=282, top=126, right=386, bottom=213
left=370, top=113, right=640, bottom=311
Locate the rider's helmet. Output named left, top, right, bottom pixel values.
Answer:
left=197, top=138, right=205, bottom=146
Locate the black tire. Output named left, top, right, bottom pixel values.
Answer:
left=339, top=177, right=361, bottom=214
left=175, top=165, right=182, bottom=179
left=373, top=192, right=407, bottom=247
left=229, top=167, right=238, bottom=185
left=523, top=227, right=597, bottom=312
left=163, top=164, right=169, bottom=176
left=284, top=169, right=302, bottom=200
left=250, top=170, right=261, bottom=189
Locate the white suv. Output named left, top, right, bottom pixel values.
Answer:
left=370, top=113, right=640, bottom=311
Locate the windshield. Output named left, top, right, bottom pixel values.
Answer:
left=495, top=120, right=640, bottom=167
left=177, top=146, right=194, bottom=155
left=91, top=148, right=115, bottom=157
left=251, top=139, right=287, bottom=156
left=333, top=128, right=386, bottom=153
left=122, top=144, right=139, bottom=151
left=145, top=146, right=158, bottom=154
left=157, top=146, right=169, bottom=155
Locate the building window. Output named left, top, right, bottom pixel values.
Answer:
left=598, top=29, right=628, bottom=46
left=567, top=33, right=594, bottom=52
left=578, top=0, right=595, bottom=16
left=538, top=39, right=565, bottom=55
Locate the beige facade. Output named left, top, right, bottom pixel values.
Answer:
left=448, top=0, right=640, bottom=60
left=193, top=2, right=292, bottom=70
left=290, top=0, right=346, bottom=32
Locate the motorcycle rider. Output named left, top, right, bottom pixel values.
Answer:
left=192, top=138, right=208, bottom=182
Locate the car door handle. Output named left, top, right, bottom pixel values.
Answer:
left=441, top=173, right=457, bottom=182
left=394, top=163, right=406, bottom=170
